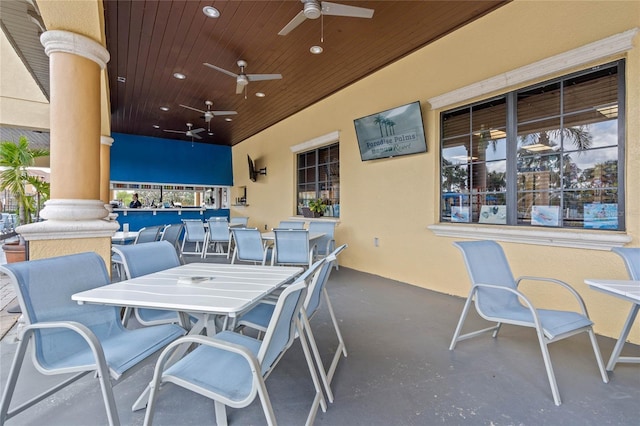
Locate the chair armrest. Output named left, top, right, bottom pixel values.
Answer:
left=21, top=321, right=110, bottom=375
left=471, top=282, right=544, bottom=328
left=153, top=334, right=261, bottom=378
left=515, top=276, right=589, bottom=316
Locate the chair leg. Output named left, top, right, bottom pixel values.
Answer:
left=253, top=379, right=277, bottom=426
left=300, top=311, right=334, bottom=403
left=296, top=315, right=328, bottom=419
left=214, top=400, right=230, bottom=426
left=96, top=367, right=120, bottom=426
left=0, top=332, right=90, bottom=424
left=535, top=329, right=561, bottom=406
left=449, top=292, right=474, bottom=350
left=588, top=329, right=609, bottom=383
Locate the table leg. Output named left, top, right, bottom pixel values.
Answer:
left=606, top=303, right=639, bottom=371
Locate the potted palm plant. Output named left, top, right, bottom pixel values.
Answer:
left=0, top=136, right=50, bottom=262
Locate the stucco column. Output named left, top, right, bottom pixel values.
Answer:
left=16, top=30, right=118, bottom=265
left=101, top=135, right=113, bottom=203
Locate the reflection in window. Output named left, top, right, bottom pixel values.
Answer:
left=440, top=61, right=624, bottom=230
left=297, top=143, right=340, bottom=217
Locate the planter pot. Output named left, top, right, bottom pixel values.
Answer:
left=2, top=240, right=26, bottom=263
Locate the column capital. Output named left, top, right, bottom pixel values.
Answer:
left=101, top=135, right=114, bottom=146
left=40, top=30, right=110, bottom=69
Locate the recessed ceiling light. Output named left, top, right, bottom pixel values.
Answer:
left=224, top=118, right=233, bottom=122
left=255, top=92, right=266, bottom=98
left=310, top=45, right=323, bottom=54
left=153, top=124, right=160, bottom=129
left=160, top=106, right=169, bottom=111
left=202, top=6, right=220, bottom=18
left=173, top=72, right=186, bottom=80
left=117, top=76, right=126, bottom=83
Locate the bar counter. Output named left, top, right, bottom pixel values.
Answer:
left=113, top=207, right=229, bottom=232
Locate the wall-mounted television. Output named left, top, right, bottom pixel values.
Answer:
left=247, top=154, right=267, bottom=182
left=353, top=101, right=427, bottom=161
left=248, top=155, right=257, bottom=182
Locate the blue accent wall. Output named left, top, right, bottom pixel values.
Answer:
left=110, top=133, right=233, bottom=185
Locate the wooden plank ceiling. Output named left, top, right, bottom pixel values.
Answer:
left=105, top=0, right=508, bottom=146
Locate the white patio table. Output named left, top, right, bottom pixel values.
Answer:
left=73, top=262, right=303, bottom=410
left=584, top=278, right=640, bottom=371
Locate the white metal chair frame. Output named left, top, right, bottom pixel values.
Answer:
left=180, top=219, right=206, bottom=256
left=450, top=240, right=609, bottom=406
left=238, top=244, right=349, bottom=405
left=0, top=253, right=185, bottom=426
left=143, top=280, right=326, bottom=426
left=203, top=217, right=230, bottom=258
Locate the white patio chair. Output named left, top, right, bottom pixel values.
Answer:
left=230, top=227, right=270, bottom=265
left=278, top=220, right=305, bottom=229
left=159, top=223, right=184, bottom=262
left=143, top=277, right=326, bottom=426
left=112, top=241, right=184, bottom=327
left=308, top=221, right=337, bottom=268
left=272, top=228, right=316, bottom=268
left=238, top=244, right=348, bottom=403
left=203, top=217, right=230, bottom=258
left=450, top=240, right=609, bottom=406
left=608, top=247, right=640, bottom=370
left=0, top=252, right=185, bottom=425
left=180, top=219, right=206, bottom=256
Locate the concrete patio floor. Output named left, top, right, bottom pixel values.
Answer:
left=0, top=252, right=638, bottom=425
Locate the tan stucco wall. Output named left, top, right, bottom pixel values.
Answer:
left=28, top=237, right=111, bottom=270
left=233, top=0, right=640, bottom=342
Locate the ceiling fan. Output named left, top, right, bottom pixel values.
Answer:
left=278, top=0, right=374, bottom=36
left=203, top=60, right=282, bottom=98
left=179, top=100, right=237, bottom=123
left=163, top=123, right=205, bottom=140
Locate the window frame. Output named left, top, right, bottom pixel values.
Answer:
left=438, top=60, right=625, bottom=232
left=295, top=141, right=340, bottom=218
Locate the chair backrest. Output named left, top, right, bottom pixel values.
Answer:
left=112, top=241, right=181, bottom=279
left=304, top=244, right=347, bottom=317
left=257, top=279, right=308, bottom=376
left=278, top=220, right=305, bottom=229
left=207, top=217, right=230, bottom=241
left=0, top=253, right=122, bottom=369
left=611, top=247, right=640, bottom=280
left=453, top=240, right=521, bottom=314
left=308, top=221, right=336, bottom=255
left=232, top=227, right=266, bottom=263
left=230, top=216, right=249, bottom=226
left=135, top=225, right=162, bottom=244
left=273, top=228, right=310, bottom=265
left=160, top=223, right=184, bottom=248
left=182, top=219, right=206, bottom=242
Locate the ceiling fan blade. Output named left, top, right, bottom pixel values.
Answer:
left=204, top=62, right=238, bottom=79
left=191, top=133, right=203, bottom=140
left=191, top=128, right=205, bottom=134
left=321, top=1, right=374, bottom=18
left=179, top=104, right=205, bottom=114
left=278, top=10, right=307, bottom=35
left=163, top=129, right=186, bottom=134
left=247, top=73, right=283, bottom=82
left=212, top=110, right=237, bottom=116
left=236, top=83, right=244, bottom=95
